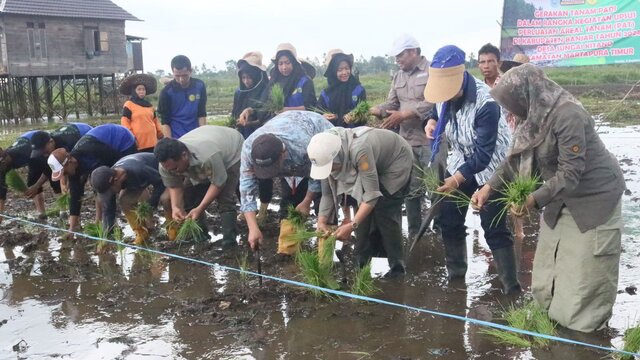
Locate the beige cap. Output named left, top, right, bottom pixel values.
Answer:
left=307, top=132, right=342, bottom=180
left=272, top=43, right=300, bottom=63
left=324, top=49, right=354, bottom=67
left=237, top=51, right=267, bottom=72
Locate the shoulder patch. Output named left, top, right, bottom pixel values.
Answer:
left=358, top=155, right=370, bottom=171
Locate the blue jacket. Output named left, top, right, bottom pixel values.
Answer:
left=284, top=77, right=311, bottom=108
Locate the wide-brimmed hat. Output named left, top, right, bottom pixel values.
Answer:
left=251, top=134, right=285, bottom=179
left=307, top=132, right=342, bottom=180
left=47, top=148, right=70, bottom=181
left=323, top=49, right=355, bottom=77
left=119, top=73, right=157, bottom=95
left=389, top=34, right=420, bottom=57
left=272, top=43, right=317, bottom=79
left=424, top=45, right=466, bottom=103
left=238, top=51, right=267, bottom=72
left=500, top=53, right=531, bottom=73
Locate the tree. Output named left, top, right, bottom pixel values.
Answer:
left=154, top=69, right=165, bottom=78
left=225, top=60, right=236, bottom=73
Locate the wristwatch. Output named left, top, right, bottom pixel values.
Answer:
left=351, top=222, right=358, bottom=230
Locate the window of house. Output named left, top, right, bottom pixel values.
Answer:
left=27, top=22, right=46, bottom=59
left=84, top=27, right=109, bottom=56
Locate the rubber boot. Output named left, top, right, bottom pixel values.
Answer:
left=194, top=216, right=211, bottom=242
left=405, top=197, right=422, bottom=240
left=443, top=237, right=468, bottom=281
left=124, top=210, right=149, bottom=245
left=256, top=202, right=269, bottom=227
left=220, top=211, right=238, bottom=250
left=164, top=211, right=179, bottom=242
left=492, top=245, right=522, bottom=295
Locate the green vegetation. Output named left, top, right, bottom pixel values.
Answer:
left=295, top=249, right=340, bottom=297
left=84, top=222, right=111, bottom=253
left=481, top=301, right=557, bottom=348
left=618, top=324, right=640, bottom=360
left=236, top=251, right=250, bottom=284
left=46, top=193, right=70, bottom=217
left=175, top=218, right=204, bottom=242
left=351, top=261, right=379, bottom=297
left=267, top=84, right=285, bottom=112
left=345, top=100, right=372, bottom=125
left=492, top=175, right=541, bottom=225
left=415, top=166, right=441, bottom=194
left=222, top=115, right=237, bottom=128
left=5, top=169, right=27, bottom=192
left=134, top=201, right=153, bottom=227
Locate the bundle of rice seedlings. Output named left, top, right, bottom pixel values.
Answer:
left=287, top=205, right=306, bottom=228
left=176, top=218, right=204, bottom=242
left=491, top=175, right=541, bottom=225
left=223, top=116, right=237, bottom=128
left=286, top=230, right=319, bottom=245
left=414, top=166, right=441, bottom=194
left=266, top=84, right=285, bottom=113
left=55, top=193, right=70, bottom=210
left=318, top=235, right=336, bottom=267
left=5, top=169, right=27, bottom=192
left=134, top=201, right=153, bottom=227
left=345, top=101, right=371, bottom=125
left=84, top=222, right=111, bottom=253
left=481, top=301, right=557, bottom=348
left=296, top=249, right=340, bottom=297
left=434, top=189, right=473, bottom=209
left=618, top=324, right=640, bottom=360
left=350, top=261, right=379, bottom=297
left=309, top=105, right=334, bottom=117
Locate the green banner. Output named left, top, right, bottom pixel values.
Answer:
left=501, top=0, right=640, bottom=66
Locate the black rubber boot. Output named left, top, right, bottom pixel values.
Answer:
left=220, top=211, right=238, bottom=250
left=443, top=237, right=468, bottom=281
left=405, top=197, right=423, bottom=239
left=492, top=245, right=522, bottom=295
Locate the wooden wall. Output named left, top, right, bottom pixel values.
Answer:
left=0, top=14, right=128, bottom=77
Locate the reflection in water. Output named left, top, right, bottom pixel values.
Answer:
left=0, top=126, right=639, bottom=359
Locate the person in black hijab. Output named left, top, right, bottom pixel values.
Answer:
left=232, top=51, right=269, bottom=139
left=318, top=49, right=367, bottom=128
left=267, top=43, right=316, bottom=111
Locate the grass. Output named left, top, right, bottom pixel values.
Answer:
left=175, top=218, right=204, bottom=242
left=345, top=100, right=372, bottom=125
left=222, top=115, right=237, bottom=128
left=492, top=175, right=541, bottom=225
left=618, top=324, right=640, bottom=360
left=134, top=201, right=153, bottom=227
left=5, top=169, right=27, bottom=192
left=481, top=301, right=557, bottom=348
left=350, top=261, right=379, bottom=297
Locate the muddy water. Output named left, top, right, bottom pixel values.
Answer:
left=1, top=126, right=639, bottom=360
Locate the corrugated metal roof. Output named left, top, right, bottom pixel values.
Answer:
left=0, top=0, right=140, bottom=21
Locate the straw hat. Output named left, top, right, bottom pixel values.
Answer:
left=272, top=43, right=317, bottom=79
left=237, top=51, right=267, bottom=72
left=323, top=49, right=354, bottom=77
left=119, top=73, right=157, bottom=95
left=500, top=53, right=531, bottom=73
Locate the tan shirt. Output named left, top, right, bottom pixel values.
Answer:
left=319, top=128, right=413, bottom=218
left=377, top=56, right=433, bottom=146
left=160, top=126, right=244, bottom=188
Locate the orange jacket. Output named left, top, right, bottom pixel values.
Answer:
left=121, top=100, right=163, bottom=150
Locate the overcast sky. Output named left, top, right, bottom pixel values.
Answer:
left=113, top=0, right=505, bottom=73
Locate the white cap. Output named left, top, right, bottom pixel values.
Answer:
left=47, top=152, right=67, bottom=181
left=389, top=34, right=420, bottom=56
left=307, top=132, right=342, bottom=180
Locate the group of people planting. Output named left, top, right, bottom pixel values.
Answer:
left=0, top=36, right=624, bottom=335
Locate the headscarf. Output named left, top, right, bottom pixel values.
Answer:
left=323, top=54, right=361, bottom=120
left=232, top=62, right=268, bottom=118
left=129, top=86, right=152, bottom=108
left=490, top=63, right=577, bottom=174
left=269, top=50, right=308, bottom=100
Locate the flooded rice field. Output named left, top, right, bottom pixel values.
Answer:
left=1, top=125, right=639, bottom=360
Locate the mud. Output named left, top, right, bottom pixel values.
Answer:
left=0, top=125, right=639, bottom=359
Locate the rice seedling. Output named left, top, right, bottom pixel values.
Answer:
left=134, top=201, right=153, bottom=227
left=84, top=222, right=111, bottom=253
left=318, top=235, right=336, bottom=268
left=286, top=229, right=319, bottom=244
left=433, top=189, right=473, bottom=209
left=286, top=205, right=306, bottom=228
left=345, top=100, right=371, bottom=125
left=309, top=105, right=334, bottom=117
left=223, top=116, right=237, bottom=128
left=618, top=324, right=640, bottom=360
left=55, top=193, right=70, bottom=210
left=350, top=261, right=379, bottom=297
left=481, top=301, right=557, bottom=348
left=296, top=249, right=340, bottom=297
left=266, top=84, right=285, bottom=113
left=176, top=218, right=204, bottom=242
left=414, top=165, right=441, bottom=194
left=491, top=175, right=541, bottom=226
left=5, top=169, right=27, bottom=192
left=236, top=251, right=250, bottom=285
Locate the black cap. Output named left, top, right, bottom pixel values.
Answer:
left=251, top=134, right=284, bottom=179
left=90, top=166, right=116, bottom=204
left=30, top=131, right=52, bottom=158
